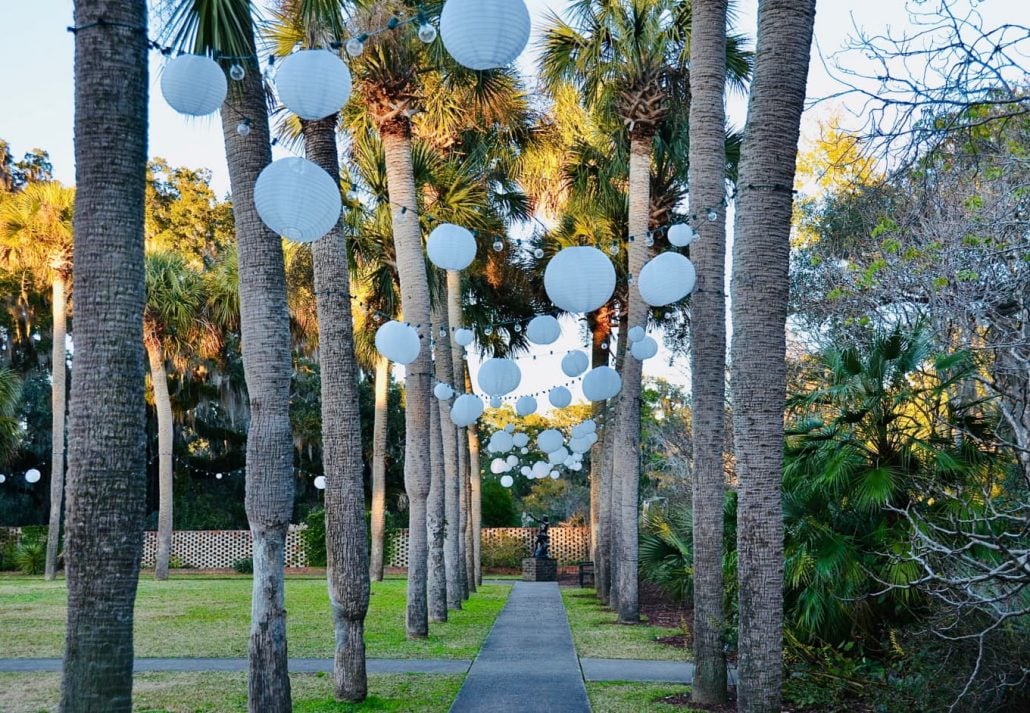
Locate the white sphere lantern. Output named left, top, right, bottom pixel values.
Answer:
left=628, top=326, right=646, bottom=343
left=440, top=0, right=531, bottom=71
left=667, top=223, right=698, bottom=248
left=631, top=336, right=659, bottom=361
left=490, top=396, right=502, bottom=408
left=637, top=252, right=697, bottom=307
left=0, top=474, right=5, bottom=484
left=520, top=466, right=531, bottom=476
left=582, top=366, right=622, bottom=402
left=314, top=475, right=327, bottom=490
left=548, top=386, right=572, bottom=409
left=550, top=470, right=560, bottom=480
left=500, top=475, right=514, bottom=488
left=254, top=157, right=342, bottom=243
left=427, top=223, right=477, bottom=271
left=374, top=321, right=421, bottom=365
left=454, top=328, right=475, bottom=347
left=275, top=49, right=352, bottom=121
left=512, top=432, right=530, bottom=448
left=490, top=430, right=514, bottom=453
left=532, top=460, right=550, bottom=478
left=548, top=447, right=569, bottom=466
left=569, top=437, right=590, bottom=454
left=24, top=468, right=41, bottom=484
left=537, top=429, right=563, bottom=454
left=160, top=54, right=227, bottom=117
left=526, top=315, right=561, bottom=345
left=580, top=419, right=597, bottom=433
left=490, top=458, right=507, bottom=474
left=506, top=455, right=519, bottom=467
left=561, top=350, right=589, bottom=378
left=505, top=424, right=515, bottom=433
left=545, top=246, right=616, bottom=314
left=516, top=395, right=537, bottom=417
left=570, top=462, right=583, bottom=472
left=450, top=394, right=484, bottom=427
left=477, top=358, right=521, bottom=396
left=434, top=382, right=455, bottom=400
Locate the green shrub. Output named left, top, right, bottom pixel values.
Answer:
left=481, top=532, right=527, bottom=569
left=0, top=539, right=17, bottom=571
left=232, top=557, right=253, bottom=574
left=303, top=507, right=326, bottom=567
left=481, top=479, right=518, bottom=526
left=15, top=538, right=46, bottom=575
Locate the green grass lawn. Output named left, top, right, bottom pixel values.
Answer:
left=585, top=682, right=697, bottom=712
left=0, top=575, right=509, bottom=660
left=562, top=588, right=689, bottom=661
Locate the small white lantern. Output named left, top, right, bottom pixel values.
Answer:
left=454, top=328, right=475, bottom=347
left=532, top=460, right=550, bottom=478
left=375, top=321, right=421, bottom=365
left=631, top=336, right=659, bottom=361
left=628, top=326, right=646, bottom=343
left=24, top=468, right=41, bottom=484
left=275, top=49, right=352, bottom=121
left=477, top=357, right=521, bottom=396
left=569, top=437, right=590, bottom=454
left=550, top=470, right=560, bottom=479
left=584, top=432, right=599, bottom=447
left=520, top=466, right=531, bottom=476
left=544, top=246, right=616, bottom=314
left=440, top=0, right=531, bottom=70
left=512, top=432, right=530, bottom=448
left=254, top=157, right=342, bottom=243
left=490, top=430, right=514, bottom=453
left=548, top=447, right=569, bottom=465
left=490, top=458, right=507, bottom=474
left=434, top=382, right=455, bottom=400
left=450, top=394, right=484, bottom=427
left=637, top=252, right=697, bottom=307
left=427, top=223, right=477, bottom=271
left=549, top=386, right=572, bottom=409
left=314, top=475, right=327, bottom=490
left=160, top=54, right=227, bottom=117
left=582, top=366, right=622, bottom=402
left=537, top=429, right=563, bottom=454
left=0, top=474, right=5, bottom=484
left=570, top=462, right=582, bottom=472
left=526, top=315, right=561, bottom=345
left=490, top=396, right=502, bottom=408
left=516, top=395, right=537, bottom=417
left=581, top=419, right=597, bottom=434
left=561, top=350, right=589, bottom=378
left=500, top=475, right=514, bottom=488
left=506, top=455, right=519, bottom=467
left=667, top=223, right=698, bottom=248
left=505, top=424, right=515, bottom=433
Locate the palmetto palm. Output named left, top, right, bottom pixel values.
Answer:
left=0, top=368, right=22, bottom=467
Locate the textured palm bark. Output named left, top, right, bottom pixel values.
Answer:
left=303, top=116, right=370, bottom=702
left=369, top=355, right=390, bottom=582
left=220, top=52, right=295, bottom=711
left=44, top=273, right=67, bottom=581
left=381, top=127, right=433, bottom=639
left=60, top=2, right=148, bottom=708
left=461, top=366, right=476, bottom=598
left=603, top=326, right=629, bottom=609
left=427, top=376, right=448, bottom=621
left=587, top=310, right=612, bottom=599
left=730, top=2, right=816, bottom=710
left=688, top=0, right=730, bottom=702
left=434, top=291, right=463, bottom=610
left=445, top=272, right=473, bottom=586
left=468, top=445, right=480, bottom=590
left=147, top=340, right=174, bottom=582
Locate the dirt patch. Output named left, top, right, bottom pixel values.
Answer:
left=657, top=693, right=738, bottom=711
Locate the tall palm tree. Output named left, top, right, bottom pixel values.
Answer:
left=61, top=0, right=148, bottom=708
left=0, top=181, right=75, bottom=581
left=730, top=1, right=816, bottom=710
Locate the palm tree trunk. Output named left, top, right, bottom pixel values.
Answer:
left=434, top=292, right=463, bottom=610
left=427, top=350, right=448, bottom=622
left=61, top=1, right=148, bottom=708
left=369, top=355, right=390, bottom=582
left=221, top=52, right=295, bottom=711
left=147, top=339, right=174, bottom=582
left=381, top=125, right=433, bottom=639
left=587, top=308, right=612, bottom=596
left=44, top=273, right=67, bottom=581
left=465, top=423, right=479, bottom=595
left=730, top=2, right=816, bottom=710
left=688, top=0, right=730, bottom=702
left=303, top=116, right=370, bottom=702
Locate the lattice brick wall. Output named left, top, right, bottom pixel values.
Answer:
left=141, top=527, right=308, bottom=569
left=386, top=527, right=590, bottom=568
left=0, top=527, right=20, bottom=550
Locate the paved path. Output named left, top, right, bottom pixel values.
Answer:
left=0, top=658, right=469, bottom=675
left=449, top=581, right=591, bottom=713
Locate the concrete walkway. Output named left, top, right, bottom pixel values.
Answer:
left=0, top=658, right=469, bottom=675
left=449, top=581, right=591, bottom=713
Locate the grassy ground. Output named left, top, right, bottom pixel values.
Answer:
left=0, top=672, right=464, bottom=713
left=0, top=575, right=509, bottom=660
left=585, top=682, right=698, bottom=712
left=562, top=588, right=689, bottom=661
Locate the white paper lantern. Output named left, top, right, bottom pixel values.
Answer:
left=450, top=394, right=484, bottom=427
left=516, top=395, right=538, bottom=417
left=427, top=223, right=477, bottom=271
left=582, top=366, right=622, bottom=401
left=637, top=252, right=697, bottom=307
left=537, top=429, right=563, bottom=454
left=0, top=474, right=5, bottom=484
left=434, top=382, right=454, bottom=400
left=440, top=0, right=531, bottom=70
left=477, top=358, right=521, bottom=396
left=548, top=447, right=569, bottom=465
left=500, top=475, right=514, bottom=488
left=512, top=432, right=530, bottom=448
left=490, top=458, right=508, bottom=474
left=628, top=326, right=646, bottom=343
left=561, top=350, right=589, bottom=378
left=275, top=49, right=352, bottom=121
left=581, top=419, right=597, bottom=434
left=520, top=447, right=529, bottom=454
left=631, top=336, right=659, bottom=361
left=160, top=54, right=227, bottom=117
left=544, top=246, right=616, bottom=314
left=584, top=432, right=599, bottom=447
left=569, top=437, right=590, bottom=454
left=490, top=396, right=502, bottom=408
left=520, top=466, right=531, bottom=476
left=505, top=424, right=515, bottom=433
left=255, top=157, right=342, bottom=243
left=24, top=468, right=41, bottom=484
left=506, top=455, right=519, bottom=467
left=314, top=475, right=327, bottom=490
left=490, top=430, right=514, bottom=453
left=667, top=223, right=698, bottom=248
left=532, top=460, right=550, bottom=478
left=526, top=315, right=561, bottom=345
left=570, top=462, right=582, bottom=472
left=454, top=328, right=475, bottom=346
left=550, top=470, right=560, bottom=479
left=549, top=386, right=572, bottom=409
left=375, top=320, right=421, bottom=365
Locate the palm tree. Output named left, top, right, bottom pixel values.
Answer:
left=0, top=368, right=23, bottom=466
left=0, top=181, right=74, bottom=581
left=60, top=0, right=149, bottom=708
left=729, top=1, right=816, bottom=710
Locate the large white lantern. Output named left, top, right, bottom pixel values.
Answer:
left=434, top=382, right=455, bottom=400
left=275, top=49, right=352, bottom=121
left=549, top=386, right=572, bottom=409
left=631, top=336, right=659, bottom=361
left=582, top=366, right=622, bottom=401
left=490, top=458, right=508, bottom=474
left=526, top=315, right=561, bottom=345
left=628, top=326, right=646, bottom=343
left=544, top=246, right=616, bottom=314
left=490, top=430, right=514, bottom=453
left=532, top=460, right=550, bottom=478
left=454, top=328, right=475, bottom=347
left=512, top=432, right=530, bottom=448
left=24, top=468, right=41, bottom=484
left=500, top=475, right=514, bottom=488
left=255, top=157, right=342, bottom=243
left=427, top=223, right=477, bottom=271
left=561, top=350, right=589, bottom=377
left=548, top=446, right=569, bottom=465
left=516, top=395, right=537, bottom=417
left=506, top=455, right=518, bottom=467
left=440, top=0, right=531, bottom=71
left=374, top=321, right=421, bottom=365
left=477, top=358, right=521, bottom=396
left=160, top=54, right=227, bottom=117
left=537, top=429, right=563, bottom=454
left=637, top=252, right=697, bottom=307
left=667, top=223, right=698, bottom=248
left=580, top=419, right=597, bottom=434
left=450, top=394, right=484, bottom=427
left=520, top=466, right=531, bottom=477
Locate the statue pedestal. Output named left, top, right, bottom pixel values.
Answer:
left=522, top=557, right=557, bottom=582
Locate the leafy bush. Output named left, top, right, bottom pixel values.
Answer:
left=15, top=538, right=46, bottom=575
left=481, top=532, right=527, bottom=569
left=232, top=557, right=253, bottom=574
left=303, top=507, right=326, bottom=567
left=481, top=479, right=518, bottom=526
left=0, top=538, right=17, bottom=571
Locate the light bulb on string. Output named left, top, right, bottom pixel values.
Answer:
left=608, top=243, right=619, bottom=255
left=707, top=208, right=718, bottom=222
left=229, top=63, right=245, bottom=81
left=346, top=37, right=365, bottom=57
left=236, top=119, right=251, bottom=136
left=484, top=326, right=493, bottom=336
left=513, top=323, right=522, bottom=333
left=418, top=22, right=438, bottom=43
left=645, top=232, right=655, bottom=247
left=534, top=247, right=544, bottom=259
left=492, top=239, right=504, bottom=252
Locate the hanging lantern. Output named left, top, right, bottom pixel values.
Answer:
left=434, top=382, right=455, bottom=400
left=570, top=462, right=582, bottom=472
left=582, top=366, right=622, bottom=401
left=667, top=223, right=698, bottom=248
left=532, top=460, right=550, bottom=478
left=580, top=419, right=597, bottom=434
left=160, top=54, right=227, bottom=117
left=490, top=458, right=508, bottom=474
left=505, top=424, right=515, bottom=433
left=516, top=395, right=537, bottom=417
left=520, top=466, right=531, bottom=477
left=440, top=0, right=531, bottom=70
left=314, top=475, right=327, bottom=490
left=631, top=336, right=659, bottom=361
left=544, top=246, right=616, bottom=314
left=450, top=394, right=484, bottom=427
left=526, top=315, right=561, bottom=345
left=628, top=326, right=646, bottom=343
left=490, top=430, right=514, bottom=453
left=637, top=252, right=697, bottom=307
left=584, top=432, right=599, bottom=447
left=374, top=321, right=421, bottom=365
left=548, top=446, right=569, bottom=465
left=549, top=470, right=560, bottom=479
left=490, top=396, right=502, bottom=408
left=477, top=358, right=521, bottom=396
left=549, top=386, right=572, bottom=409
left=537, top=429, right=563, bottom=454
left=275, top=49, right=352, bottom=121
left=24, top=468, right=41, bottom=484
left=512, top=432, right=529, bottom=448
left=254, top=157, right=342, bottom=243
left=500, top=475, right=514, bottom=488
left=454, top=328, right=475, bottom=347
left=506, top=455, right=518, bottom=467
left=427, top=223, right=477, bottom=271
left=561, top=350, right=589, bottom=378
left=569, top=437, right=590, bottom=454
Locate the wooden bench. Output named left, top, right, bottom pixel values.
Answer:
left=576, top=561, right=594, bottom=587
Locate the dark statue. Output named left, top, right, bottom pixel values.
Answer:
left=528, top=514, right=550, bottom=559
